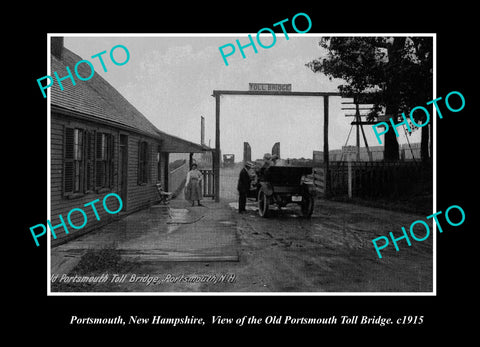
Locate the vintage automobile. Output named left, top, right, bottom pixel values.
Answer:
left=248, top=165, right=316, bottom=218
left=222, top=154, right=235, bottom=167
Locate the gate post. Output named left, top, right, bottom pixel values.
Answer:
left=244, top=142, right=251, bottom=163
left=324, top=95, right=330, bottom=197
left=214, top=92, right=221, bottom=202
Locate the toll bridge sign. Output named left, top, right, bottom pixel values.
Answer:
left=249, top=83, right=292, bottom=92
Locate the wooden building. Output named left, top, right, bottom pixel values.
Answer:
left=49, top=37, right=209, bottom=246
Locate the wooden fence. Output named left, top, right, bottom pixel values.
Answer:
left=201, top=169, right=215, bottom=198
left=327, top=161, right=431, bottom=199
left=167, top=166, right=215, bottom=199
left=177, top=162, right=430, bottom=201
left=312, top=168, right=326, bottom=196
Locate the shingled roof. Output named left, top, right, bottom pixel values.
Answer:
left=50, top=39, right=209, bottom=153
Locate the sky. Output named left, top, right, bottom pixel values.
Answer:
left=64, top=35, right=422, bottom=160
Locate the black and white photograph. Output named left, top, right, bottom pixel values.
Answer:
left=47, top=33, right=435, bottom=294
left=15, top=4, right=476, bottom=339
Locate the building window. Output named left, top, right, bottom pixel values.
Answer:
left=64, top=128, right=84, bottom=194
left=95, top=132, right=114, bottom=190
left=64, top=127, right=114, bottom=197
left=138, top=141, right=149, bottom=184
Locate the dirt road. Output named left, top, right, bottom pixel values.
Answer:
left=51, top=165, right=433, bottom=293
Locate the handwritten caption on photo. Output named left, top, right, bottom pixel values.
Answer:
left=52, top=272, right=236, bottom=285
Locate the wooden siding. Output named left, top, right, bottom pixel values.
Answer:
left=125, top=134, right=159, bottom=213
left=50, top=112, right=163, bottom=246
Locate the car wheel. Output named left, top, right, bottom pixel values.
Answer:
left=258, top=190, right=269, bottom=218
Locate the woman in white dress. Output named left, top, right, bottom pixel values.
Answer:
left=184, top=163, right=203, bottom=206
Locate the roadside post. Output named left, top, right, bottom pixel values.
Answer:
left=343, top=146, right=356, bottom=199
left=348, top=160, right=352, bottom=199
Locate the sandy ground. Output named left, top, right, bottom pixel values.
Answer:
left=51, top=165, right=433, bottom=293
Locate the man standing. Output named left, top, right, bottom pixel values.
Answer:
left=237, top=161, right=254, bottom=213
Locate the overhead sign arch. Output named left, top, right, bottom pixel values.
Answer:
left=211, top=87, right=342, bottom=202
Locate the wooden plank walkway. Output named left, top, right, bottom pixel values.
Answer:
left=51, top=198, right=239, bottom=274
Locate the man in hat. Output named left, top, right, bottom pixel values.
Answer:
left=263, top=153, right=273, bottom=166
left=237, top=161, right=254, bottom=213
left=258, top=153, right=273, bottom=180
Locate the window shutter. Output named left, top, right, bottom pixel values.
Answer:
left=85, top=130, right=94, bottom=192
left=157, top=145, right=162, bottom=181
left=108, top=134, right=115, bottom=188
left=76, top=129, right=84, bottom=193
left=137, top=140, right=142, bottom=185
left=64, top=127, right=74, bottom=195
left=96, top=132, right=105, bottom=188
left=145, top=142, right=150, bottom=183
left=65, top=128, right=74, bottom=159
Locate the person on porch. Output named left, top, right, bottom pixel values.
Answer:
left=185, top=163, right=203, bottom=206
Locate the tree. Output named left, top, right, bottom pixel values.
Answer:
left=306, top=37, right=433, bottom=162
